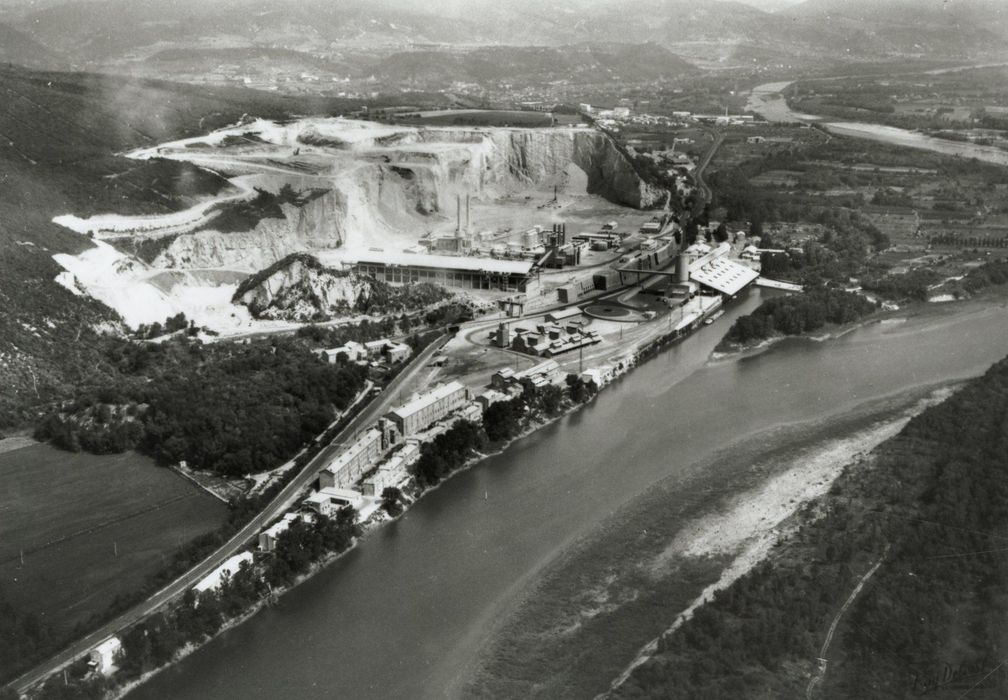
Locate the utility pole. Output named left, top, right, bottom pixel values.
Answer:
left=113, top=541, right=118, bottom=558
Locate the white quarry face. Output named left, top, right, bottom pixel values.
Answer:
left=52, top=117, right=659, bottom=333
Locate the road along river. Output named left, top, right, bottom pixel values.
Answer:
left=747, top=81, right=1008, bottom=167
left=128, top=296, right=1008, bottom=699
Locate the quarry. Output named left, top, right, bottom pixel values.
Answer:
left=51, top=116, right=667, bottom=334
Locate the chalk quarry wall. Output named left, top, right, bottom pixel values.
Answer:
left=152, top=127, right=662, bottom=271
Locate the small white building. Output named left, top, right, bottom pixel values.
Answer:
left=476, top=389, right=510, bottom=410
left=193, top=552, right=254, bottom=595
left=385, top=341, right=412, bottom=363
left=581, top=365, right=615, bottom=388
left=88, top=636, right=121, bottom=676
left=304, top=487, right=363, bottom=517
left=320, top=341, right=366, bottom=364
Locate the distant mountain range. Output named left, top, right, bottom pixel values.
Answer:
left=0, top=0, right=1005, bottom=80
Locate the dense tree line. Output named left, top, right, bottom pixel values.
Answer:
left=413, top=420, right=487, bottom=488
left=34, top=337, right=368, bottom=476
left=719, top=288, right=876, bottom=348
left=960, top=258, right=1008, bottom=291
left=615, top=354, right=1008, bottom=698
left=861, top=268, right=943, bottom=301
left=134, top=312, right=192, bottom=340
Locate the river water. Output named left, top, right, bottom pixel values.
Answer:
left=130, top=296, right=1008, bottom=700
left=746, top=81, right=1008, bottom=166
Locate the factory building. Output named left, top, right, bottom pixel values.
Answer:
left=304, top=487, right=364, bottom=517
left=362, top=442, right=420, bottom=497
left=688, top=243, right=759, bottom=297
left=319, top=428, right=383, bottom=490
left=492, top=360, right=561, bottom=391
left=382, top=382, right=469, bottom=444
left=347, top=252, right=533, bottom=292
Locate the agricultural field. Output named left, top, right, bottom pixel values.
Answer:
left=787, top=65, right=1008, bottom=138
left=706, top=123, right=1008, bottom=249
left=0, top=443, right=227, bottom=637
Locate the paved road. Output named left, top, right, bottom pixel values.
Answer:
left=11, top=335, right=449, bottom=695
left=693, top=129, right=724, bottom=205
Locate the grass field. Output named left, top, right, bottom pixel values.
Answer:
left=0, top=443, right=228, bottom=636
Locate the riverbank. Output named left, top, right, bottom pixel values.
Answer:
left=462, top=381, right=960, bottom=699
left=122, top=291, right=1008, bottom=700
left=607, top=353, right=1008, bottom=698
left=747, top=79, right=1008, bottom=167
left=86, top=372, right=599, bottom=699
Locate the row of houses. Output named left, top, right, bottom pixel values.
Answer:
left=319, top=338, right=412, bottom=365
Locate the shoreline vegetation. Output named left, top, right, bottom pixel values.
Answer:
left=460, top=381, right=958, bottom=699
left=13, top=367, right=600, bottom=699
left=717, top=259, right=1008, bottom=354
left=608, top=354, right=1008, bottom=699
left=14, top=280, right=1007, bottom=699
left=2, top=324, right=453, bottom=693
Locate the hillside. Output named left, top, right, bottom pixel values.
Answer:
left=785, top=0, right=1008, bottom=55
left=0, top=65, right=360, bottom=427
left=0, top=22, right=63, bottom=69
left=1, top=0, right=1004, bottom=77
left=612, top=354, right=1008, bottom=698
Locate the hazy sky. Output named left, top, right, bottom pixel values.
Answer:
left=0, top=0, right=806, bottom=10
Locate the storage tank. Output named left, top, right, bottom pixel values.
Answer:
left=675, top=253, right=691, bottom=284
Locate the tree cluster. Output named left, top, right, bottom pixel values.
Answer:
left=720, top=288, right=876, bottom=348
left=616, top=354, right=1008, bottom=698
left=35, top=337, right=368, bottom=476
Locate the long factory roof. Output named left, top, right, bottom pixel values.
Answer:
left=349, top=251, right=533, bottom=275
left=690, top=256, right=760, bottom=296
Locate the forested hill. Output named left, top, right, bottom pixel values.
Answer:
left=0, top=65, right=360, bottom=427
left=613, top=354, right=1008, bottom=699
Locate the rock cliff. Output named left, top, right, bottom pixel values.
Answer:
left=146, top=123, right=665, bottom=272
left=233, top=253, right=450, bottom=321
left=153, top=181, right=346, bottom=271
left=234, top=254, right=372, bottom=320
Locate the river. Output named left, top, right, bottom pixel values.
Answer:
left=746, top=81, right=1008, bottom=166
left=126, top=294, right=1008, bottom=700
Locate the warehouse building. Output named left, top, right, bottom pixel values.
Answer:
left=304, top=487, right=364, bottom=517
left=319, top=428, right=383, bottom=490
left=346, top=252, right=533, bottom=292
left=382, top=381, right=469, bottom=444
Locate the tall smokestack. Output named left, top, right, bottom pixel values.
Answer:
left=456, top=194, right=461, bottom=233
left=465, top=194, right=471, bottom=234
